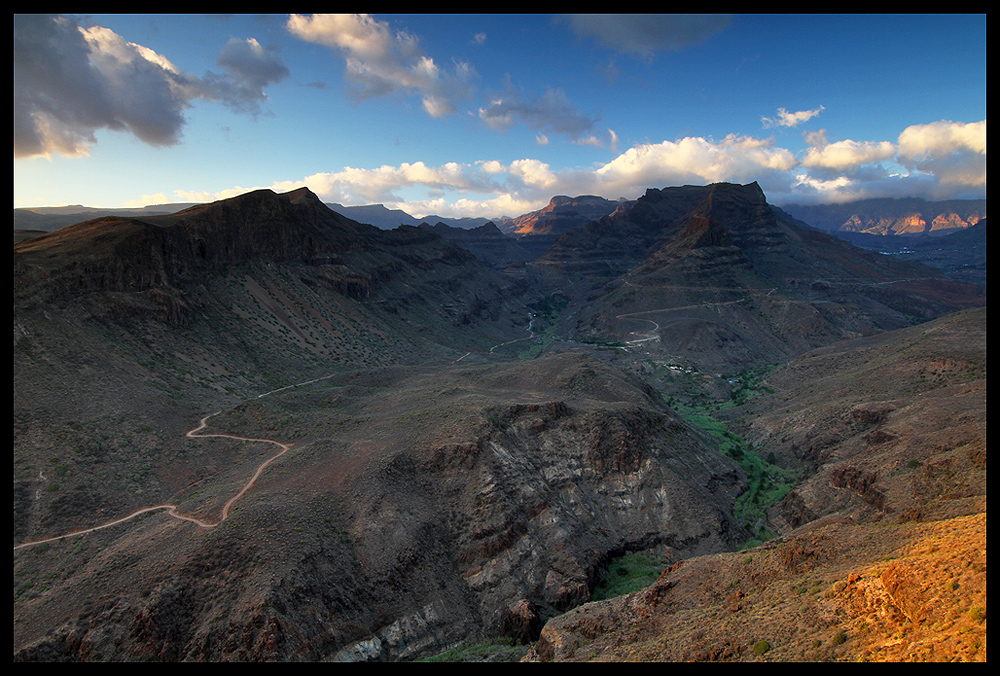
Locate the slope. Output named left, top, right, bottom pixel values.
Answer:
left=14, top=187, right=537, bottom=545
left=549, top=183, right=984, bottom=372
left=524, top=307, right=986, bottom=662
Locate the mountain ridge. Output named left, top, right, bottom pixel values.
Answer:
left=779, top=196, right=985, bottom=236
left=13, top=182, right=986, bottom=662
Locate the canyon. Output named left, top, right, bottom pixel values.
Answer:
left=13, top=183, right=986, bottom=661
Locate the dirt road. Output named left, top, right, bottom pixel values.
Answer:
left=13, top=414, right=292, bottom=551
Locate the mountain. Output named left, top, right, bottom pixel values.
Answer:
left=498, top=195, right=630, bottom=237
left=778, top=197, right=985, bottom=236
left=823, top=219, right=987, bottom=287
left=418, top=221, right=536, bottom=269
left=325, top=201, right=493, bottom=231
left=13, top=199, right=494, bottom=240
left=13, top=187, right=749, bottom=660
left=13, top=183, right=987, bottom=662
left=14, top=187, right=535, bottom=401
left=13, top=202, right=198, bottom=236
left=492, top=195, right=631, bottom=261
left=530, top=182, right=985, bottom=372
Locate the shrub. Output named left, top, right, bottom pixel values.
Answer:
left=753, top=640, right=771, bottom=656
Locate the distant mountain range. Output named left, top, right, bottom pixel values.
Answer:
left=16, top=193, right=984, bottom=239
left=778, top=196, right=985, bottom=236
left=324, top=202, right=496, bottom=231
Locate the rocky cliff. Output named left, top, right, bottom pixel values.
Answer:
left=779, top=197, right=985, bottom=236
left=522, top=308, right=986, bottom=662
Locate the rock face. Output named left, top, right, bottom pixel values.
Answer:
left=13, top=354, right=749, bottom=662
left=495, top=195, right=630, bottom=261
left=730, top=306, right=987, bottom=530
left=779, top=197, right=985, bottom=236
left=501, top=195, right=628, bottom=238
left=522, top=308, right=987, bottom=663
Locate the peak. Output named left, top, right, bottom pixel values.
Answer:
left=280, top=187, right=322, bottom=205
left=548, top=194, right=609, bottom=207
left=707, top=181, right=767, bottom=201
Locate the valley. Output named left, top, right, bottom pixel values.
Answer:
left=13, top=183, right=986, bottom=662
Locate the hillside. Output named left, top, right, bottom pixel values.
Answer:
left=13, top=183, right=987, bottom=662
left=533, top=182, right=984, bottom=373
left=418, top=221, right=536, bottom=269
left=524, top=307, right=986, bottom=662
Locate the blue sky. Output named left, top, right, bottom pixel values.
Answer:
left=14, top=14, right=986, bottom=218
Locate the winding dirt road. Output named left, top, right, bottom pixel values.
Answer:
left=13, top=413, right=292, bottom=552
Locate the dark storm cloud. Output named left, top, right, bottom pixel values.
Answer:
left=13, top=14, right=289, bottom=158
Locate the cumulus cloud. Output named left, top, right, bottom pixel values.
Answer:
left=761, top=106, right=825, bottom=129
left=235, top=132, right=801, bottom=218
left=786, top=119, right=987, bottom=203
left=13, top=14, right=288, bottom=159
left=565, top=14, right=732, bottom=56
left=286, top=13, right=476, bottom=118
left=800, top=138, right=897, bottom=172
left=212, top=37, right=290, bottom=106
left=593, top=134, right=797, bottom=197
left=896, top=119, right=986, bottom=192
left=264, top=160, right=500, bottom=207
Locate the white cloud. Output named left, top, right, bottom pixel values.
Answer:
left=476, top=159, right=507, bottom=175
left=175, top=118, right=984, bottom=217
left=593, top=134, right=797, bottom=197
left=800, top=139, right=896, bottom=172
left=896, top=119, right=986, bottom=192
left=897, top=119, right=986, bottom=157
left=762, top=106, right=825, bottom=129
left=286, top=14, right=476, bottom=119
left=245, top=133, right=799, bottom=217
left=508, top=158, right=559, bottom=190
left=13, top=14, right=288, bottom=159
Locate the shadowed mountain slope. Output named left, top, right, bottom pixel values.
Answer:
left=537, top=183, right=984, bottom=372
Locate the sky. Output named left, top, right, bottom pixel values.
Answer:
left=13, top=13, right=987, bottom=219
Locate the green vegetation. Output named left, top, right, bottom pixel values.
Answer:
left=727, top=364, right=776, bottom=406
left=753, top=640, right=771, bottom=656
left=671, top=399, right=800, bottom=548
left=591, top=552, right=668, bottom=601
left=421, top=637, right=529, bottom=662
